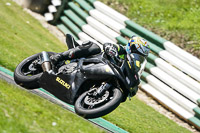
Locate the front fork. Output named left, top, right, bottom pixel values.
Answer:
left=87, top=83, right=112, bottom=97
left=39, top=51, right=52, bottom=72
left=96, top=83, right=112, bottom=96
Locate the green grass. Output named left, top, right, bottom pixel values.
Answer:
left=0, top=79, right=104, bottom=133
left=100, top=0, right=200, bottom=57
left=103, top=97, right=191, bottom=133
left=0, top=0, right=67, bottom=71
left=0, top=0, right=192, bottom=132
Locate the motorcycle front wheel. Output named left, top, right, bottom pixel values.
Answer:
left=75, top=87, right=122, bottom=119
left=14, top=52, right=55, bottom=89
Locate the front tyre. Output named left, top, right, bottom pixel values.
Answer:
left=75, top=88, right=122, bottom=119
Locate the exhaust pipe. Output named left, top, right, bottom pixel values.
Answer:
left=40, top=51, right=52, bottom=72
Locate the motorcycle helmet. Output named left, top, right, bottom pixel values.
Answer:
left=126, top=36, right=150, bottom=57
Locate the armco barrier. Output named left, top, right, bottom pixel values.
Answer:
left=141, top=72, right=200, bottom=118
left=147, top=53, right=200, bottom=95
left=145, top=62, right=200, bottom=104
left=42, top=0, right=200, bottom=130
left=57, top=23, right=78, bottom=40
left=59, top=15, right=101, bottom=46
left=64, top=9, right=114, bottom=45
left=140, top=80, right=200, bottom=129
left=68, top=1, right=128, bottom=44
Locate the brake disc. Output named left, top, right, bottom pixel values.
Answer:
left=84, top=91, right=109, bottom=106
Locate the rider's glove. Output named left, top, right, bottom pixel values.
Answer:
left=104, top=44, right=118, bottom=58
left=50, top=53, right=63, bottom=65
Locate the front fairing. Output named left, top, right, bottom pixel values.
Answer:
left=80, top=59, right=115, bottom=80
left=39, top=57, right=117, bottom=104
left=79, top=54, right=140, bottom=93
left=117, top=55, right=140, bottom=93
left=129, top=53, right=145, bottom=73
left=39, top=53, right=139, bottom=105
left=39, top=70, right=84, bottom=104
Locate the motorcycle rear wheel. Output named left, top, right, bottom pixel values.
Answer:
left=75, top=87, right=122, bottom=119
left=14, top=52, right=55, bottom=89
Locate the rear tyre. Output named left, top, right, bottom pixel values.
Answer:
left=14, top=52, right=55, bottom=89
left=75, top=87, right=122, bottom=119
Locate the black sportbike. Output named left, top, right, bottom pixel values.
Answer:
left=14, top=35, right=139, bottom=118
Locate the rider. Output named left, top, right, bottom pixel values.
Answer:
left=104, top=36, right=150, bottom=76
left=51, top=35, right=150, bottom=94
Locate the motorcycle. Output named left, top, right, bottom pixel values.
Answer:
left=14, top=34, right=139, bottom=118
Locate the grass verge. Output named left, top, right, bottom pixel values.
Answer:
left=0, top=0, right=67, bottom=71
left=103, top=97, right=191, bottom=133
left=0, top=79, right=104, bottom=133
left=0, top=0, right=192, bottom=132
